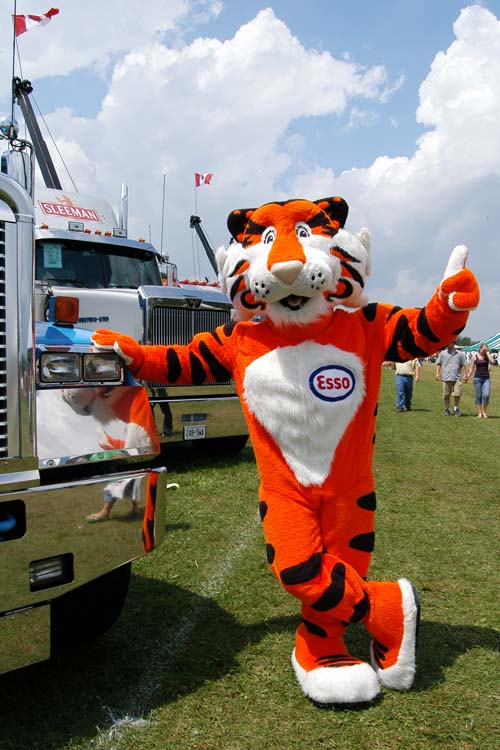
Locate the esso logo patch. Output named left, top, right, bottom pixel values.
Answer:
left=309, top=365, right=356, bottom=402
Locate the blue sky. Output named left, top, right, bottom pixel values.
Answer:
left=1, top=1, right=500, bottom=339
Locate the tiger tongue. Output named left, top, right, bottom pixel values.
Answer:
left=287, top=295, right=305, bottom=309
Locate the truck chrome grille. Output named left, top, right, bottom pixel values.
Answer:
left=0, top=221, right=7, bottom=457
left=149, top=306, right=230, bottom=346
left=148, top=305, right=231, bottom=386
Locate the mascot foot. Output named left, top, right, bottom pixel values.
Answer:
left=291, top=624, right=380, bottom=706
left=365, top=578, right=420, bottom=691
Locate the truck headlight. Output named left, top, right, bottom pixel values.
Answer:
left=39, top=352, right=122, bottom=384
left=83, top=353, right=122, bottom=382
left=40, top=352, right=81, bottom=383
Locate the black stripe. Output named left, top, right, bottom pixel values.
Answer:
left=386, top=305, right=402, bottom=321
left=308, top=214, right=336, bottom=236
left=281, top=552, right=322, bottom=585
left=333, top=245, right=359, bottom=262
left=166, top=348, right=182, bottom=382
left=198, top=341, right=231, bottom=381
left=361, top=302, right=378, bottom=322
left=349, top=532, right=375, bottom=552
left=315, top=654, right=360, bottom=666
left=223, top=320, right=237, bottom=337
left=311, top=563, right=346, bottom=612
left=230, top=275, right=245, bottom=302
left=241, top=290, right=265, bottom=310
left=341, top=260, right=365, bottom=288
left=350, top=592, right=370, bottom=623
left=384, top=314, right=429, bottom=362
left=230, top=259, right=248, bottom=276
left=329, top=279, right=353, bottom=300
left=357, top=492, right=376, bottom=511
left=210, top=329, right=223, bottom=345
left=189, top=352, right=206, bottom=384
left=259, top=501, right=268, bottom=521
left=302, top=619, right=327, bottom=638
left=416, top=307, right=440, bottom=343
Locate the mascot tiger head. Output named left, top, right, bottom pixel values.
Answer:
left=218, top=197, right=371, bottom=325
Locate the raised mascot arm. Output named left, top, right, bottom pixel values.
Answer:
left=373, top=245, right=479, bottom=362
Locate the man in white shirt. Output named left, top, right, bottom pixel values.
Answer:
left=395, top=359, right=421, bottom=412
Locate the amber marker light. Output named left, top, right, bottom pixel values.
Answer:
left=54, top=296, right=79, bottom=324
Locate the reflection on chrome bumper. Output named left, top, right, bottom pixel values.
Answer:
left=37, top=385, right=160, bottom=468
left=0, top=466, right=167, bottom=614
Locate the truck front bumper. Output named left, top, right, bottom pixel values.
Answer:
left=0, top=465, right=166, bottom=673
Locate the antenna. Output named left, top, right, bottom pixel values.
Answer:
left=160, top=172, right=166, bottom=259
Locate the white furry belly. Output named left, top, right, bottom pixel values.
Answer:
left=243, top=342, right=365, bottom=486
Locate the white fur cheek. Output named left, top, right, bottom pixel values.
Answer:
left=302, top=234, right=336, bottom=251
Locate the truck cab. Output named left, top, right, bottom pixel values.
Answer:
left=32, top=186, right=248, bottom=455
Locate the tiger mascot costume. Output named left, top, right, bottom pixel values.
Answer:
left=92, top=196, right=479, bottom=706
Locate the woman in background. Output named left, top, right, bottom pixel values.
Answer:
left=467, top=343, right=496, bottom=418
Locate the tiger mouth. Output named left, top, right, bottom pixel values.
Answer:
left=279, top=294, right=310, bottom=310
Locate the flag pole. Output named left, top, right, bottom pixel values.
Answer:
left=194, top=180, right=200, bottom=278
left=10, top=0, right=18, bottom=129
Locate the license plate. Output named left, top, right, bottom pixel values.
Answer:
left=183, top=425, right=206, bottom=440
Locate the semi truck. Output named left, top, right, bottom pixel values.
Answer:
left=0, top=164, right=167, bottom=676
left=11, top=77, right=248, bottom=456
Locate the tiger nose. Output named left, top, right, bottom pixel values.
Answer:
left=271, top=260, right=303, bottom=285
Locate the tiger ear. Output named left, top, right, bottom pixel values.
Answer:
left=227, top=207, right=255, bottom=243
left=314, top=196, right=349, bottom=228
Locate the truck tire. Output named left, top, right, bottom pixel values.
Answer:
left=201, top=434, right=249, bottom=457
left=51, top=563, right=131, bottom=651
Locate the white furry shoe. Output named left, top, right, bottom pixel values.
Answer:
left=292, top=649, right=380, bottom=706
left=292, top=623, right=380, bottom=706
left=365, top=578, right=420, bottom=690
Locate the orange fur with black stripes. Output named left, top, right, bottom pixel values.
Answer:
left=92, top=197, right=479, bottom=706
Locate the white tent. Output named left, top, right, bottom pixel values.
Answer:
left=462, top=332, right=500, bottom=351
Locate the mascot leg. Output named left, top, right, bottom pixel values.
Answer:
left=320, top=480, right=420, bottom=693
left=261, top=489, right=379, bottom=706
left=364, top=578, right=420, bottom=690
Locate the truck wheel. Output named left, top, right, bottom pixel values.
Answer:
left=51, top=563, right=131, bottom=651
left=200, top=435, right=248, bottom=457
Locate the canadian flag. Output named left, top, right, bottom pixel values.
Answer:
left=13, top=7, right=59, bottom=37
left=195, top=172, right=213, bottom=187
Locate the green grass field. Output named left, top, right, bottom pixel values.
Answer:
left=1, top=363, right=499, bottom=750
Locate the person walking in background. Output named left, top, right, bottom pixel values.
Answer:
left=395, top=358, right=421, bottom=411
left=467, top=343, right=495, bottom=418
left=435, top=341, right=468, bottom=416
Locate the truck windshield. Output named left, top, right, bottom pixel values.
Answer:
left=35, top=239, right=162, bottom=289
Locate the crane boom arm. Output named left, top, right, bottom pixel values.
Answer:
left=13, top=77, right=62, bottom=190
left=189, top=214, right=218, bottom=275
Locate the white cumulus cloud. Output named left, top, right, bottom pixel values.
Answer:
left=1, top=2, right=498, bottom=339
